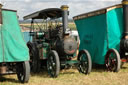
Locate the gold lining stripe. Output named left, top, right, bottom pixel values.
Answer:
left=107, top=5, right=122, bottom=11
left=73, top=10, right=106, bottom=20
left=73, top=4, right=122, bottom=20
left=122, top=1, right=128, bottom=5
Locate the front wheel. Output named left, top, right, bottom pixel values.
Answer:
left=16, top=61, right=30, bottom=83
left=77, top=49, right=92, bottom=74
left=47, top=50, right=60, bottom=77
left=105, top=49, right=121, bottom=72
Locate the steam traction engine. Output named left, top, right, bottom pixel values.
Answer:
left=24, top=5, right=92, bottom=77
left=120, top=0, right=128, bottom=64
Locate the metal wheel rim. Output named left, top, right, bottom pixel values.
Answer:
left=106, top=52, right=117, bottom=71
left=17, top=63, right=25, bottom=82
left=78, top=53, right=88, bottom=74
left=47, top=55, right=57, bottom=77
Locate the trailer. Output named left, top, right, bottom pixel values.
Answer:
left=73, top=4, right=125, bottom=72
left=0, top=4, right=30, bottom=83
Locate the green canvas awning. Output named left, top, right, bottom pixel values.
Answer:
left=0, top=9, right=29, bottom=62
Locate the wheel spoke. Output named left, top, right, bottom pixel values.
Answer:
left=17, top=63, right=24, bottom=82
left=77, top=50, right=91, bottom=74
left=105, top=49, right=120, bottom=72
left=47, top=50, right=60, bottom=77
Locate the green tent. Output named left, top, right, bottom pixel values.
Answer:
left=0, top=9, right=29, bottom=62
left=73, top=4, right=123, bottom=64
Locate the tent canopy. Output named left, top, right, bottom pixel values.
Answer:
left=0, top=9, right=29, bottom=62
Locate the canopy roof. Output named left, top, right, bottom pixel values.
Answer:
left=24, top=8, right=63, bottom=20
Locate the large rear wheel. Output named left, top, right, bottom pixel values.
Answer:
left=105, top=49, right=120, bottom=72
left=47, top=50, right=60, bottom=77
left=77, top=49, right=92, bottom=74
left=16, top=61, right=30, bottom=83
left=27, top=42, right=40, bottom=73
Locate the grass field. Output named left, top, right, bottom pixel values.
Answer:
left=0, top=63, right=128, bottom=85
left=20, top=22, right=77, bottom=30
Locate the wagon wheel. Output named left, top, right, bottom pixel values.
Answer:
left=16, top=61, right=30, bottom=83
left=77, top=49, right=92, bottom=74
left=27, top=42, right=40, bottom=73
left=47, top=50, right=60, bottom=77
left=105, top=49, right=121, bottom=72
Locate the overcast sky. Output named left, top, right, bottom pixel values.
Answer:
left=0, top=0, right=122, bottom=20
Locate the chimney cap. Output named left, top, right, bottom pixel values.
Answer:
left=61, top=5, right=69, bottom=11
left=122, top=0, right=128, bottom=5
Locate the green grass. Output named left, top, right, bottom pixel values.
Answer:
left=1, top=63, right=128, bottom=85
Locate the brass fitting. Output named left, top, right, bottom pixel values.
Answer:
left=61, top=5, right=69, bottom=11
left=122, top=0, right=128, bottom=5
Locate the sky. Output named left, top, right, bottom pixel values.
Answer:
left=0, top=0, right=122, bottom=20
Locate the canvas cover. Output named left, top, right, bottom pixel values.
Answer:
left=0, top=10, right=29, bottom=62
left=74, top=5, right=123, bottom=64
